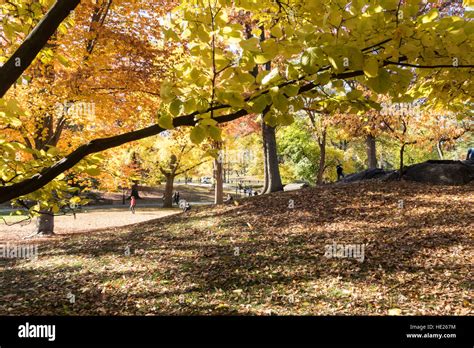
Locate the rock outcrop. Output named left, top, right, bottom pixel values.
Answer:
left=340, top=160, right=474, bottom=185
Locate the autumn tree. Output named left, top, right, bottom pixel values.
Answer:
left=303, top=104, right=331, bottom=185
left=379, top=102, right=471, bottom=176
left=1, top=0, right=473, bottom=210
left=136, top=130, right=210, bottom=208
left=1, top=0, right=176, bottom=233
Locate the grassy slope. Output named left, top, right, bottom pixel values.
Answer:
left=0, top=181, right=472, bottom=315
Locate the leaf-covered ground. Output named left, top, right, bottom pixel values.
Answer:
left=1, top=181, right=472, bottom=315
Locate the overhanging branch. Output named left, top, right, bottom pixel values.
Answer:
left=1, top=50, right=471, bottom=203
left=0, top=0, right=81, bottom=97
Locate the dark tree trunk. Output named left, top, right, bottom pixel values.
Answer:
left=163, top=174, right=174, bottom=208
left=316, top=130, right=327, bottom=185
left=366, top=134, right=377, bottom=169
left=36, top=211, right=54, bottom=235
left=162, top=154, right=177, bottom=208
left=262, top=122, right=283, bottom=194
left=212, top=141, right=224, bottom=204
left=214, top=157, right=224, bottom=204
left=247, top=25, right=283, bottom=195
left=130, top=185, right=141, bottom=199
left=261, top=130, right=269, bottom=194
left=399, top=144, right=406, bottom=179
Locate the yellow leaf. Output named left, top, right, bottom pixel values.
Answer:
left=208, top=125, right=222, bottom=141
left=363, top=56, right=379, bottom=78
left=388, top=308, right=402, bottom=315
left=254, top=54, right=271, bottom=64
left=169, top=99, right=182, bottom=116
left=190, top=125, right=206, bottom=144
left=240, top=37, right=260, bottom=52
left=158, top=114, right=174, bottom=129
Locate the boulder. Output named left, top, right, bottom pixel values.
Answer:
left=402, top=160, right=474, bottom=185
left=339, top=160, right=474, bottom=185
left=379, top=170, right=399, bottom=181
left=341, top=168, right=388, bottom=183
left=284, top=182, right=310, bottom=191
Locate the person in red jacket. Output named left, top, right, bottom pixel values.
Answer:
left=130, top=195, right=137, bottom=214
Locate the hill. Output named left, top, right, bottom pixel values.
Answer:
left=0, top=181, right=472, bottom=315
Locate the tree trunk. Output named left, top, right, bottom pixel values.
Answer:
left=36, top=211, right=54, bottom=235
left=214, top=143, right=224, bottom=204
left=262, top=122, right=283, bottom=194
left=130, top=185, right=140, bottom=199
left=436, top=141, right=444, bottom=160
left=316, top=130, right=327, bottom=185
left=366, top=134, right=377, bottom=169
left=261, top=131, right=269, bottom=194
left=399, top=144, right=406, bottom=179
left=163, top=174, right=174, bottom=208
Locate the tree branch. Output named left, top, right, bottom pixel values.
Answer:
left=175, top=159, right=210, bottom=176
left=0, top=0, right=81, bottom=97
left=384, top=60, right=474, bottom=69
left=0, top=48, right=469, bottom=203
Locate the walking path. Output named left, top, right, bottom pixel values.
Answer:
left=0, top=208, right=180, bottom=242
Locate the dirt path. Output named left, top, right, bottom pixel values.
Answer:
left=0, top=208, right=180, bottom=242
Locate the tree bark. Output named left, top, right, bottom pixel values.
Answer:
left=249, top=25, right=283, bottom=195
left=399, top=143, right=406, bottom=179
left=262, top=122, right=283, bottom=194
left=36, top=212, right=54, bottom=235
left=366, top=134, right=377, bottom=169
left=163, top=174, right=174, bottom=208
left=214, top=159, right=224, bottom=204
left=129, top=185, right=140, bottom=199
left=161, top=154, right=177, bottom=208
left=32, top=113, right=63, bottom=235
left=436, top=141, right=444, bottom=160
left=316, top=130, right=327, bottom=185
left=0, top=0, right=81, bottom=97
left=261, top=129, right=269, bottom=194
left=214, top=142, right=224, bottom=204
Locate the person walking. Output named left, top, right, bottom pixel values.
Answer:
left=336, top=164, right=344, bottom=181
left=130, top=194, right=137, bottom=214
left=466, top=148, right=474, bottom=161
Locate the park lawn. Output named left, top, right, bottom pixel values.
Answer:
left=0, top=181, right=472, bottom=315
